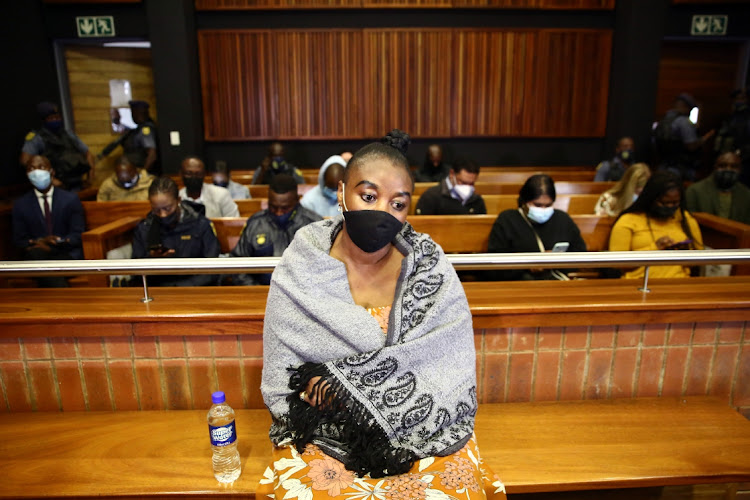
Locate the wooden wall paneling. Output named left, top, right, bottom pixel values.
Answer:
left=195, top=0, right=613, bottom=7
left=196, top=0, right=360, bottom=8
left=362, top=0, right=450, bottom=8
left=274, top=30, right=364, bottom=139
left=655, top=41, right=742, bottom=132
left=363, top=29, right=454, bottom=138
left=64, top=46, right=156, bottom=185
left=199, top=31, right=277, bottom=140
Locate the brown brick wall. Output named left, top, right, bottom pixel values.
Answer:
left=0, top=321, right=747, bottom=416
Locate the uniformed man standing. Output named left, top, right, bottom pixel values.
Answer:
left=231, top=174, right=321, bottom=285
left=20, top=102, right=95, bottom=191
left=100, top=100, right=160, bottom=175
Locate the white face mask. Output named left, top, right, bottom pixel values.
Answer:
left=450, top=175, right=474, bottom=202
left=527, top=205, right=554, bottom=224
left=632, top=193, right=639, bottom=203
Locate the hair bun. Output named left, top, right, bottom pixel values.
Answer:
left=381, top=129, right=411, bottom=155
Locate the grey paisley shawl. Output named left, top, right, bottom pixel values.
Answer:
left=261, top=215, right=477, bottom=478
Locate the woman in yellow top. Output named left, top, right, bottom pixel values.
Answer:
left=609, top=170, right=703, bottom=279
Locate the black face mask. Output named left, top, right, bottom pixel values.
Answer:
left=343, top=210, right=404, bottom=253
left=183, top=176, right=203, bottom=193
left=650, top=205, right=679, bottom=219
left=213, top=180, right=229, bottom=188
left=714, top=170, right=739, bottom=190
left=159, top=211, right=180, bottom=228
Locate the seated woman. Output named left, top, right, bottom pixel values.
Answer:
left=487, top=174, right=586, bottom=281
left=258, top=130, right=506, bottom=500
left=609, top=170, right=703, bottom=279
left=594, top=163, right=651, bottom=217
left=131, top=177, right=220, bottom=286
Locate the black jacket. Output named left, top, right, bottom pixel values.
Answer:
left=230, top=204, right=321, bottom=285
left=487, top=208, right=587, bottom=281
left=415, top=178, right=486, bottom=215
left=132, top=202, right=220, bottom=286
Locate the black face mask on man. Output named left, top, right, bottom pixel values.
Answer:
left=183, top=176, right=204, bottom=193
left=714, top=170, right=739, bottom=190
left=341, top=183, right=404, bottom=253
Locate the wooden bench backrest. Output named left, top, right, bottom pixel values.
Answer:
left=413, top=181, right=613, bottom=196
left=82, top=200, right=267, bottom=228
left=693, top=212, right=750, bottom=275
left=407, top=215, right=614, bottom=253
left=411, top=194, right=600, bottom=215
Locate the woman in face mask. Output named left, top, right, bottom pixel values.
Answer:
left=609, top=171, right=703, bottom=279
left=595, top=163, right=651, bottom=217
left=130, top=177, right=221, bottom=286
left=258, top=130, right=507, bottom=500
left=487, top=174, right=587, bottom=281
left=300, top=155, right=347, bottom=217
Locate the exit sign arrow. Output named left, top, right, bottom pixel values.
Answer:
left=76, top=16, right=116, bottom=38
left=691, top=14, right=728, bottom=36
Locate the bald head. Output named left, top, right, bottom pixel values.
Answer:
left=181, top=157, right=206, bottom=176
left=324, top=162, right=346, bottom=190
left=269, top=142, right=284, bottom=158
left=340, top=151, right=353, bottom=163
left=427, top=144, right=443, bottom=167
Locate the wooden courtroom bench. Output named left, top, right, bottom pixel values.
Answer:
left=81, top=199, right=267, bottom=228
left=693, top=212, right=750, bottom=275
left=413, top=181, right=614, bottom=196
left=411, top=194, right=601, bottom=215
left=0, top=396, right=748, bottom=497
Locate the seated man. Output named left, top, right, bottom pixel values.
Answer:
left=12, top=155, right=85, bottom=287
left=231, top=174, right=321, bottom=285
left=20, top=102, right=95, bottom=191
left=300, top=154, right=346, bottom=217
left=131, top=177, right=221, bottom=287
left=212, top=161, right=250, bottom=200
left=251, top=142, right=304, bottom=185
left=179, top=156, right=239, bottom=217
left=594, top=136, right=635, bottom=182
left=415, top=158, right=486, bottom=215
left=97, top=155, right=154, bottom=201
left=686, top=151, right=750, bottom=224
left=414, top=144, right=451, bottom=182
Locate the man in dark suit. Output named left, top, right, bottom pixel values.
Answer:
left=12, top=155, right=85, bottom=287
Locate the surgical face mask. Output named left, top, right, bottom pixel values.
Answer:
left=322, top=185, right=338, bottom=201
left=28, top=169, right=52, bottom=191
left=650, top=205, right=678, bottom=219
left=182, top=176, right=203, bottom=193
left=632, top=193, right=639, bottom=203
left=617, top=149, right=634, bottom=163
left=120, top=174, right=139, bottom=190
left=341, top=183, right=404, bottom=253
left=714, top=169, right=739, bottom=190
left=43, top=119, right=63, bottom=133
left=271, top=209, right=295, bottom=229
left=452, top=182, right=474, bottom=202
left=526, top=205, right=554, bottom=224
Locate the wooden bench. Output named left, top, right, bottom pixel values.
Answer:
left=81, top=200, right=267, bottom=228
left=693, top=212, right=750, bottom=275
left=0, top=396, right=747, bottom=497
left=413, top=181, right=614, bottom=196
left=411, top=194, right=601, bottom=215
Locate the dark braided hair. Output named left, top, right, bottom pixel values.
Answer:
left=148, top=176, right=179, bottom=200
left=617, top=170, right=697, bottom=248
left=343, top=129, right=413, bottom=189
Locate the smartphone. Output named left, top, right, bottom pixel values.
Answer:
left=148, top=243, right=164, bottom=252
left=666, top=239, right=692, bottom=250
left=551, top=242, right=570, bottom=253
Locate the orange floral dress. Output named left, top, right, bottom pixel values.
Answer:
left=256, top=306, right=507, bottom=500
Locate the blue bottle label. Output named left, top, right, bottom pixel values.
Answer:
left=209, top=421, right=237, bottom=447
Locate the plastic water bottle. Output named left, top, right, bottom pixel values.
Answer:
left=207, top=391, right=242, bottom=483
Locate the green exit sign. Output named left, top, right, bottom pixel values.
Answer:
left=76, top=16, right=116, bottom=38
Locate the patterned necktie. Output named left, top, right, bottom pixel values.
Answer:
left=42, top=194, right=52, bottom=235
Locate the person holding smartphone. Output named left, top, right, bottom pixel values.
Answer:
left=131, top=177, right=221, bottom=286
left=487, top=174, right=587, bottom=281
left=609, top=171, right=703, bottom=279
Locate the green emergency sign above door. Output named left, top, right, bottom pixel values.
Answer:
left=76, top=16, right=116, bottom=38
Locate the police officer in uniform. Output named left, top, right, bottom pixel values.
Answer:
left=231, top=174, right=321, bottom=285
left=20, top=102, right=95, bottom=191
left=100, top=100, right=160, bottom=175
left=131, top=177, right=220, bottom=286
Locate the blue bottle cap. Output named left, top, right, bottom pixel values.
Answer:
left=211, top=391, right=226, bottom=404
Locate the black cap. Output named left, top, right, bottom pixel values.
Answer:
left=128, top=100, right=150, bottom=110
left=37, top=101, right=59, bottom=119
